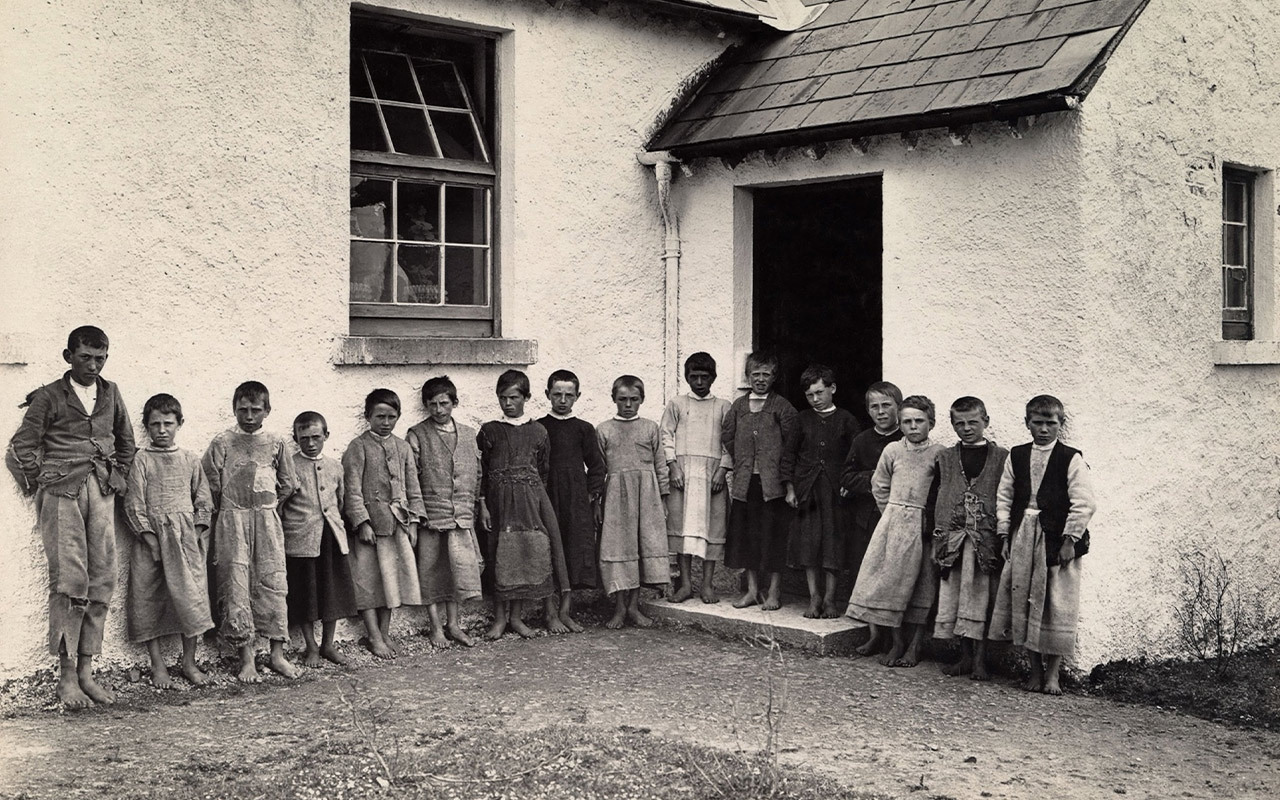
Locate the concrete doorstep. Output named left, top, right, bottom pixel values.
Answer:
left=640, top=595, right=869, bottom=656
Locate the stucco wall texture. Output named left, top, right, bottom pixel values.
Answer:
left=0, top=0, right=1275, bottom=678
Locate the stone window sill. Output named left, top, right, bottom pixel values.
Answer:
left=335, top=336, right=537, bottom=366
left=1212, top=340, right=1280, bottom=366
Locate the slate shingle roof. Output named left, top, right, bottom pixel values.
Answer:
left=650, top=0, right=1149, bottom=155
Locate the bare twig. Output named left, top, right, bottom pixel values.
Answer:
left=336, top=678, right=397, bottom=787
left=415, top=747, right=570, bottom=784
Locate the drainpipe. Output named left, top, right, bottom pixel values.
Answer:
left=637, top=150, right=682, bottom=403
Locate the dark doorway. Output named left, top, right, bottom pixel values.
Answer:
left=753, top=177, right=882, bottom=427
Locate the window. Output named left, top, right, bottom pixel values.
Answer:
left=1222, top=167, right=1254, bottom=340
left=350, top=14, right=496, bottom=337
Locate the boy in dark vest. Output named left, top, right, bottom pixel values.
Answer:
left=990, top=395, right=1097, bottom=695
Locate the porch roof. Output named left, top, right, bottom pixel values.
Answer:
left=649, top=0, right=1149, bottom=157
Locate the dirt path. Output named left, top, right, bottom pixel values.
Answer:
left=1, top=626, right=1277, bottom=799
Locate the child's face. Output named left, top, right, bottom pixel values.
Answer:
left=426, top=392, right=455, bottom=426
left=804, top=380, right=835, bottom=411
left=63, top=344, right=108, bottom=387
left=900, top=408, right=933, bottom=444
left=545, top=381, right=579, bottom=416
left=951, top=408, right=989, bottom=446
left=146, top=411, right=181, bottom=449
left=367, top=403, right=400, bottom=436
left=498, top=386, right=527, bottom=419
left=747, top=363, right=776, bottom=395
left=294, top=422, right=328, bottom=458
left=866, top=391, right=899, bottom=433
left=613, top=386, right=643, bottom=419
left=1026, top=411, right=1062, bottom=447
left=685, top=369, right=715, bottom=398
left=234, top=397, right=269, bottom=433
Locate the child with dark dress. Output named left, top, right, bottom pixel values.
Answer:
left=931, top=397, right=1008, bottom=680
left=202, top=381, right=300, bottom=682
left=342, top=389, right=424, bottom=659
left=280, top=411, right=357, bottom=667
left=597, top=375, right=670, bottom=629
left=123, top=393, right=214, bottom=688
left=840, top=381, right=904, bottom=586
left=787, top=365, right=861, bottom=619
left=539, top=369, right=606, bottom=633
left=406, top=376, right=486, bottom=648
left=479, top=370, right=571, bottom=639
left=723, top=352, right=798, bottom=611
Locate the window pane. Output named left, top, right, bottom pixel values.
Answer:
left=351, top=101, right=388, bottom=152
left=444, top=186, right=487, bottom=244
left=398, top=244, right=442, bottom=304
left=382, top=105, right=438, bottom=157
left=1224, top=267, right=1249, bottom=310
left=350, top=242, right=394, bottom=302
left=363, top=51, right=420, bottom=103
left=1223, top=224, right=1246, bottom=266
left=350, top=177, right=392, bottom=238
left=1223, top=180, right=1246, bottom=223
left=351, top=52, right=373, bottom=98
left=431, top=110, right=484, bottom=161
left=413, top=60, right=468, bottom=108
left=444, top=248, right=488, bottom=306
left=398, top=181, right=440, bottom=242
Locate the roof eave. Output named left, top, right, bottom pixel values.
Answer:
left=620, top=0, right=776, bottom=29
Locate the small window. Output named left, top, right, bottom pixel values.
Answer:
left=1222, top=167, right=1254, bottom=340
left=350, top=14, right=496, bottom=337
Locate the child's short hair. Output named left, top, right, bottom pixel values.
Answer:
left=364, top=388, right=401, bottom=417
left=865, top=381, right=903, bottom=406
left=800, top=363, right=835, bottom=389
left=496, top=369, right=531, bottom=398
left=233, top=380, right=271, bottom=411
left=142, top=393, right=184, bottom=426
left=293, top=410, right=328, bottom=433
left=744, top=351, right=779, bottom=376
left=901, top=395, right=936, bottom=426
left=1025, top=394, right=1065, bottom=422
left=612, top=374, right=645, bottom=401
left=422, top=375, right=459, bottom=406
left=949, top=396, right=988, bottom=420
left=67, top=325, right=109, bottom=352
left=546, top=369, right=580, bottom=393
left=684, top=352, right=717, bottom=378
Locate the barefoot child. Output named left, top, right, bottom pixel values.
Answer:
left=123, top=394, right=215, bottom=687
left=343, top=389, right=425, bottom=658
left=931, top=397, right=1008, bottom=680
left=990, top=395, right=1097, bottom=695
left=660, top=353, right=731, bottom=605
left=846, top=395, right=942, bottom=668
left=478, top=370, right=570, bottom=638
left=723, top=352, right=797, bottom=611
left=598, top=375, right=670, bottom=629
left=539, top=369, right=606, bottom=631
left=407, top=376, right=486, bottom=648
left=787, top=365, right=860, bottom=619
left=840, top=382, right=903, bottom=586
left=280, top=411, right=358, bottom=667
left=202, top=381, right=300, bottom=682
left=8, top=326, right=134, bottom=707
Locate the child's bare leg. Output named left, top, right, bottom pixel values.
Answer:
left=444, top=601, right=475, bottom=646
left=319, top=621, right=349, bottom=665
left=1042, top=654, right=1065, bottom=695
left=733, top=569, right=760, bottom=608
left=237, top=643, right=261, bottom=683
left=146, top=639, right=171, bottom=689
left=943, top=639, right=974, bottom=677
left=626, top=588, right=654, bottom=628
left=1023, top=651, right=1044, bottom=692
left=803, top=568, right=821, bottom=618
left=855, top=623, right=882, bottom=657
left=821, top=570, right=840, bottom=618
left=56, top=653, right=90, bottom=709
left=970, top=638, right=991, bottom=681
left=360, top=608, right=394, bottom=658
left=508, top=600, right=535, bottom=638
left=894, top=622, right=927, bottom=667
left=700, top=559, right=719, bottom=604
left=181, top=635, right=211, bottom=684
left=267, top=639, right=300, bottom=679
left=425, top=603, right=449, bottom=648
left=761, top=572, right=782, bottom=611
left=545, top=596, right=569, bottom=634
left=485, top=599, right=509, bottom=640
left=301, top=622, right=323, bottom=668
left=881, top=625, right=907, bottom=666
left=378, top=608, right=398, bottom=655
left=606, top=591, right=628, bottom=629
left=670, top=555, right=694, bottom=603
left=558, top=592, right=584, bottom=633
left=75, top=654, right=114, bottom=704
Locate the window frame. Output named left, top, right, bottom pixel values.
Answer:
left=1221, top=166, right=1255, bottom=341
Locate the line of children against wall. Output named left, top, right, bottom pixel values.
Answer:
left=7, top=327, right=1095, bottom=706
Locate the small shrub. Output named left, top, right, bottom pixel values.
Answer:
left=1172, top=548, right=1279, bottom=670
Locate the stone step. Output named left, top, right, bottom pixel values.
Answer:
left=639, top=596, right=868, bottom=656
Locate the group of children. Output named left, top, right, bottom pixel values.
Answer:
left=7, top=327, right=1095, bottom=707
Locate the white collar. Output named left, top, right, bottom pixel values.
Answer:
left=813, top=405, right=836, bottom=415
left=686, top=392, right=715, bottom=401
left=547, top=411, right=576, bottom=420
left=748, top=392, right=770, bottom=401
left=1031, top=440, right=1057, bottom=452
left=431, top=419, right=457, bottom=432
left=613, top=414, right=640, bottom=422
left=497, top=415, right=529, bottom=426
left=902, top=437, right=933, bottom=451
left=367, top=430, right=392, bottom=441
left=235, top=426, right=266, bottom=436
left=300, top=451, right=324, bottom=461
left=959, top=439, right=989, bottom=448
left=146, top=444, right=178, bottom=452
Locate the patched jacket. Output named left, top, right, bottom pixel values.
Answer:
left=280, top=452, right=349, bottom=557
left=722, top=393, right=798, bottom=503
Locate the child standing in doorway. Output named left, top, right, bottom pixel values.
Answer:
left=840, top=382, right=903, bottom=586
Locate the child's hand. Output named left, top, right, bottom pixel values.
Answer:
left=1001, top=538, right=1011, bottom=561
left=669, top=461, right=685, bottom=491
left=785, top=483, right=798, bottom=509
left=593, top=500, right=603, bottom=529
left=711, top=467, right=727, bottom=493
left=480, top=505, right=492, bottom=532
left=407, top=524, right=419, bottom=548
left=142, top=532, right=161, bottom=561
left=1058, top=537, right=1076, bottom=564
left=358, top=522, right=375, bottom=545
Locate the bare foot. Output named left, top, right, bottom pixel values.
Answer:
left=669, top=583, right=694, bottom=603
left=320, top=645, right=349, bottom=666
left=79, top=674, right=115, bottom=704
left=627, top=607, right=654, bottom=628
left=880, top=642, right=907, bottom=667
left=546, top=615, right=570, bottom=635
left=700, top=584, right=719, bottom=604
left=509, top=618, right=536, bottom=639
left=761, top=591, right=782, bottom=612
left=942, top=657, right=973, bottom=677
left=732, top=591, right=759, bottom=609
left=383, top=637, right=400, bottom=656
left=559, top=614, right=584, bottom=633
left=428, top=628, right=450, bottom=648
left=893, top=651, right=921, bottom=668
left=1043, top=676, right=1063, bottom=696
left=605, top=608, right=626, bottom=629
left=57, top=672, right=91, bottom=709
left=804, top=596, right=821, bottom=619
left=855, top=633, right=880, bottom=657
left=820, top=600, right=840, bottom=619
left=1022, top=675, right=1043, bottom=692
left=237, top=660, right=262, bottom=684
left=267, top=653, right=300, bottom=679
left=971, top=662, right=991, bottom=681
left=303, top=648, right=323, bottom=668
left=150, top=663, right=172, bottom=689
left=446, top=624, right=476, bottom=647
left=181, top=662, right=211, bottom=686
left=484, top=620, right=507, bottom=641
left=364, top=637, right=395, bottom=659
